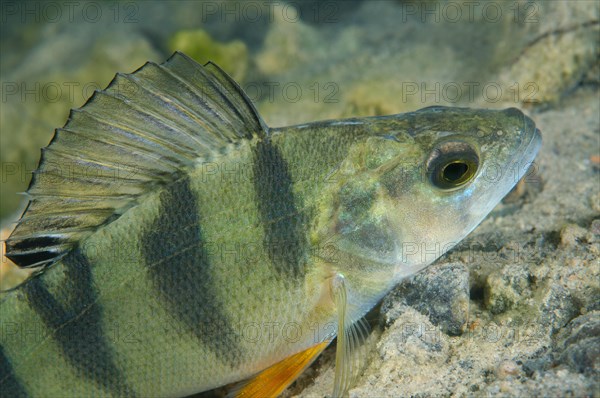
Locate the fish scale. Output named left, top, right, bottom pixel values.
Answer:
left=1, top=131, right=348, bottom=396
left=0, top=52, right=541, bottom=397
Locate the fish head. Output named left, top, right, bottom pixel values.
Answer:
left=316, top=106, right=541, bottom=291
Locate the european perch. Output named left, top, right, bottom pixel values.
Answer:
left=0, top=52, right=541, bottom=397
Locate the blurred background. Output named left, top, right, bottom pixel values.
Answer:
left=1, top=1, right=598, bottom=396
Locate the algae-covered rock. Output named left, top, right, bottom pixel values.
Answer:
left=254, top=0, right=599, bottom=127
left=496, top=1, right=599, bottom=106
left=341, top=45, right=462, bottom=117
left=484, top=263, right=532, bottom=314
left=255, top=3, right=322, bottom=76
left=169, top=29, right=248, bottom=81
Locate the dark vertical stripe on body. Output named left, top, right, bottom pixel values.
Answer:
left=253, top=139, right=307, bottom=279
left=142, top=176, right=242, bottom=367
left=0, top=345, right=28, bottom=398
left=23, top=250, right=135, bottom=396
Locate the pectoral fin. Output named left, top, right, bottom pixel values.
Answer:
left=230, top=341, right=330, bottom=398
left=5, top=52, right=268, bottom=269
left=331, top=274, right=369, bottom=397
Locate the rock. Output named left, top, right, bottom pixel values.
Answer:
left=496, top=2, right=599, bottom=105
left=255, top=3, right=321, bottom=76
left=559, top=223, right=588, bottom=248
left=539, top=283, right=580, bottom=335
left=554, top=311, right=600, bottom=374
left=382, top=262, right=470, bottom=335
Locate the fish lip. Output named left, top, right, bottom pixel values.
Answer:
left=519, top=126, right=542, bottom=167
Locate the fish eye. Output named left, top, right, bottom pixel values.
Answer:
left=427, top=141, right=479, bottom=190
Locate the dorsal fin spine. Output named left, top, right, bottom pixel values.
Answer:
left=203, top=60, right=269, bottom=134
left=143, top=64, right=233, bottom=138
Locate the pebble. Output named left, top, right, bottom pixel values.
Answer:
left=484, top=264, right=531, bottom=315
left=496, top=360, right=520, bottom=379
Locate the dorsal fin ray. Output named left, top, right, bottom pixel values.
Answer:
left=6, top=51, right=268, bottom=268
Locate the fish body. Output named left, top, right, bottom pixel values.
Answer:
left=0, top=53, right=541, bottom=397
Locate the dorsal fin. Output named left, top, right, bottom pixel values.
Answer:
left=5, top=52, right=268, bottom=268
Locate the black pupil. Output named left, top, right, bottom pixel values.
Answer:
left=443, top=162, right=468, bottom=182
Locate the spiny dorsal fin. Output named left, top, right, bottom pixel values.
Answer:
left=6, top=52, right=268, bottom=268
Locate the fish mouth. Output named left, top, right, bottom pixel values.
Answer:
left=465, top=122, right=542, bottom=232
left=512, top=126, right=542, bottom=182
left=518, top=111, right=542, bottom=165
left=495, top=121, right=541, bottom=202
left=521, top=127, right=542, bottom=166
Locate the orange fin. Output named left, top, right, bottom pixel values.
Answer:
left=230, top=341, right=330, bottom=398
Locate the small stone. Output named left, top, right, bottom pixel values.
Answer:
left=499, top=381, right=515, bottom=393
left=484, top=264, right=531, bottom=314
left=590, top=219, right=600, bottom=236
left=591, top=192, right=600, bottom=213
left=496, top=360, right=520, bottom=379
left=560, top=224, right=588, bottom=248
